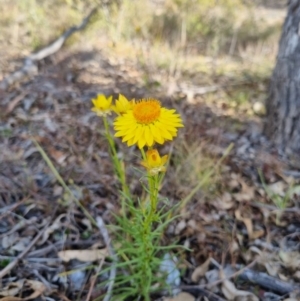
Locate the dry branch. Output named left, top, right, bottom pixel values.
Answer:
left=0, top=7, right=97, bottom=90
left=238, top=268, right=299, bottom=295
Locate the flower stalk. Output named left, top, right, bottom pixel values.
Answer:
left=103, top=117, right=129, bottom=215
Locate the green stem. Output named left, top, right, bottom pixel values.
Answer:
left=103, top=117, right=129, bottom=215
left=140, top=148, right=160, bottom=300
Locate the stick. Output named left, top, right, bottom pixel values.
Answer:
left=96, top=216, right=117, bottom=301
left=182, top=287, right=226, bottom=301
left=29, top=8, right=97, bottom=61
left=0, top=255, right=61, bottom=264
left=238, top=268, right=299, bottom=295
left=205, top=258, right=258, bottom=289
left=85, top=258, right=105, bottom=301
left=0, top=7, right=97, bottom=90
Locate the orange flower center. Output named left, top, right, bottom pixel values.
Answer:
left=133, top=100, right=161, bottom=124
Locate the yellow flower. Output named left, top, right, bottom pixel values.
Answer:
left=114, top=99, right=184, bottom=148
left=91, top=94, right=112, bottom=117
left=112, top=94, right=134, bottom=115
left=141, top=149, right=168, bottom=175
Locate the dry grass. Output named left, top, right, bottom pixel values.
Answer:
left=167, top=141, right=222, bottom=202
left=0, top=0, right=284, bottom=54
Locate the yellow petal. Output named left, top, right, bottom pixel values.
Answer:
left=132, top=126, right=144, bottom=145
left=138, top=132, right=146, bottom=149
left=150, top=124, right=164, bottom=144
left=144, top=126, right=154, bottom=147
left=161, top=155, right=168, bottom=165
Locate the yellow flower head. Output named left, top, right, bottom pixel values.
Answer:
left=141, top=149, right=168, bottom=175
left=112, top=94, right=134, bottom=115
left=114, top=99, right=184, bottom=148
left=91, top=94, right=112, bottom=117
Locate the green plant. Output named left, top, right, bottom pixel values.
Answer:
left=91, top=95, right=185, bottom=300
left=35, top=92, right=229, bottom=300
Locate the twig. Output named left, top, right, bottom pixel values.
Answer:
left=204, top=258, right=258, bottom=289
left=237, top=267, right=299, bottom=295
left=182, top=260, right=299, bottom=298
left=0, top=221, right=51, bottom=278
left=250, top=201, right=300, bottom=213
left=28, top=238, right=99, bottom=257
left=5, top=91, right=30, bottom=114
left=0, top=7, right=98, bottom=90
left=32, top=269, right=54, bottom=291
left=96, top=216, right=117, bottom=301
left=181, top=258, right=258, bottom=291
left=181, top=287, right=226, bottom=301
left=85, top=258, right=105, bottom=301
left=210, top=257, right=222, bottom=269
left=0, top=255, right=61, bottom=264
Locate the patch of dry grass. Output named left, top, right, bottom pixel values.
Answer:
left=0, top=0, right=284, bottom=55
left=167, top=141, right=222, bottom=203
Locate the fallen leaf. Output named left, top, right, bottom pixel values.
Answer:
left=191, top=257, right=210, bottom=283
left=220, top=271, right=259, bottom=301
left=23, top=280, right=46, bottom=300
left=0, top=280, right=24, bottom=297
left=81, top=218, right=92, bottom=231
left=235, top=209, right=264, bottom=240
left=279, top=251, right=300, bottom=270
left=233, top=179, right=255, bottom=202
left=230, top=240, right=239, bottom=254
left=58, top=248, right=108, bottom=262
left=278, top=273, right=289, bottom=281
left=0, top=280, right=45, bottom=301
left=48, top=146, right=67, bottom=164
left=163, top=292, right=195, bottom=301
left=235, top=209, right=253, bottom=237
left=214, top=192, right=234, bottom=210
